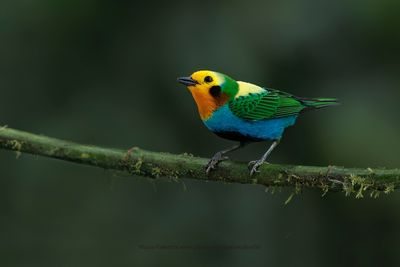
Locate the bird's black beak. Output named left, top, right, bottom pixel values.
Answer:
left=177, top=76, right=199, bottom=86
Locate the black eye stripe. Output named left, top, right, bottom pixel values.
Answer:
left=209, top=86, right=221, bottom=97
left=204, top=76, right=213, bottom=83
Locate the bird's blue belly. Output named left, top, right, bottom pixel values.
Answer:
left=203, top=105, right=297, bottom=141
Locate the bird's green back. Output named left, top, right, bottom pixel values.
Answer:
left=229, top=89, right=306, bottom=121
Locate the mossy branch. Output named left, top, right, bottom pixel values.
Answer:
left=0, top=126, right=399, bottom=197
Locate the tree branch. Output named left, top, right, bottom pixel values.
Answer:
left=0, top=126, right=399, bottom=197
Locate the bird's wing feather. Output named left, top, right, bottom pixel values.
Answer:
left=229, top=89, right=305, bottom=121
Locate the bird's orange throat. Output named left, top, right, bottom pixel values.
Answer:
left=189, top=89, right=229, bottom=120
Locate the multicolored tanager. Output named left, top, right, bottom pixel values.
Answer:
left=178, top=70, right=339, bottom=175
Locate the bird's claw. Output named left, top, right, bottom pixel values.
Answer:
left=205, top=152, right=228, bottom=175
left=248, top=160, right=268, bottom=176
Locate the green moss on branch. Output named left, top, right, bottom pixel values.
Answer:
left=0, top=126, right=399, bottom=197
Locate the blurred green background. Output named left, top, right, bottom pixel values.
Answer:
left=1, top=0, right=400, bottom=266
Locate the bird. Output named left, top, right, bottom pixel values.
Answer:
left=177, top=70, right=339, bottom=176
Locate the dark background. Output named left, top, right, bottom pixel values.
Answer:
left=1, top=0, right=400, bottom=266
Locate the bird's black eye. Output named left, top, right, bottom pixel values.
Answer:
left=204, top=76, right=213, bottom=83
left=209, top=86, right=221, bottom=97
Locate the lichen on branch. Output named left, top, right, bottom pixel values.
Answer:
left=0, top=126, right=399, bottom=198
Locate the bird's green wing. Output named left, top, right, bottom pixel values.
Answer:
left=229, top=89, right=305, bottom=121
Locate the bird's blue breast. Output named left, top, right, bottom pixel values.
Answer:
left=203, top=105, right=297, bottom=141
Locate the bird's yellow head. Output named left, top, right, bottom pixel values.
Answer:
left=177, top=70, right=238, bottom=120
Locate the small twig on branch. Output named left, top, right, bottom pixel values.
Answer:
left=0, top=126, right=399, bottom=197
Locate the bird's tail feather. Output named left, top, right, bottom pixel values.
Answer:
left=298, top=97, right=340, bottom=110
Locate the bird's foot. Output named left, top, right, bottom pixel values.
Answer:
left=205, top=152, right=228, bottom=175
left=248, top=160, right=269, bottom=176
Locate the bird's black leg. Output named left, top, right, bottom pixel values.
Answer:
left=248, top=140, right=280, bottom=176
left=205, top=142, right=247, bottom=175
